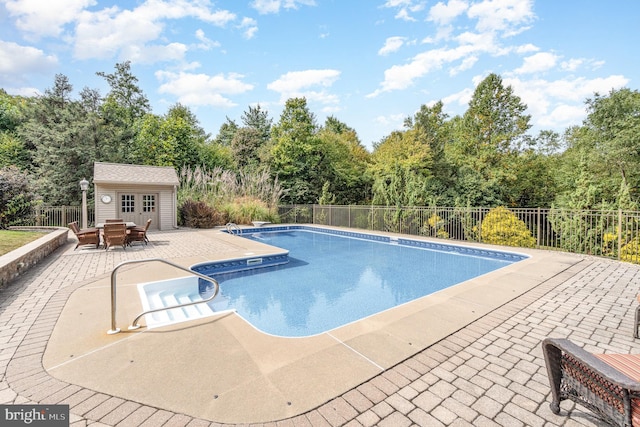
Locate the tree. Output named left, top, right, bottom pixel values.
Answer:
left=402, top=101, right=454, bottom=204
left=230, top=104, right=273, bottom=170
left=503, top=130, right=562, bottom=207
left=315, top=119, right=371, bottom=204
left=0, top=90, right=31, bottom=169
left=97, top=61, right=150, bottom=162
left=404, top=101, right=449, bottom=174
left=369, top=126, right=434, bottom=207
left=131, top=104, right=213, bottom=172
left=552, top=89, right=640, bottom=210
left=242, top=104, right=272, bottom=141
left=448, top=73, right=531, bottom=205
left=231, top=127, right=263, bottom=170
left=213, top=117, right=239, bottom=147
left=96, top=61, right=150, bottom=121
left=20, top=74, right=96, bottom=205
left=268, top=98, right=320, bottom=203
left=585, top=88, right=640, bottom=202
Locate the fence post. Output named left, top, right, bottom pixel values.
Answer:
left=537, top=207, right=541, bottom=248
left=61, top=206, right=66, bottom=227
left=618, top=209, right=622, bottom=261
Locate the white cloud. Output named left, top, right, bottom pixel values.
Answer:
left=194, top=29, right=221, bottom=50
left=504, top=75, right=630, bottom=130
left=0, top=40, right=58, bottom=83
left=251, top=0, right=316, bottom=15
left=560, top=58, right=605, bottom=72
left=428, top=0, right=468, bottom=26
left=156, top=70, right=254, bottom=107
left=238, top=17, right=258, bottom=39
left=268, top=69, right=340, bottom=106
left=441, top=87, right=474, bottom=108
left=74, top=6, right=163, bottom=60
left=371, top=0, right=537, bottom=97
left=383, top=0, right=414, bottom=6
left=122, top=43, right=189, bottom=64
left=513, top=52, right=558, bottom=74
left=268, top=69, right=340, bottom=92
left=382, top=0, right=426, bottom=21
left=449, top=55, right=478, bottom=76
left=368, top=43, right=486, bottom=97
left=72, top=1, right=236, bottom=60
left=3, top=0, right=94, bottom=38
left=537, top=104, right=586, bottom=128
left=515, top=43, right=539, bottom=54
left=467, top=0, right=535, bottom=36
left=561, top=58, right=583, bottom=72
left=374, top=113, right=405, bottom=126
left=378, top=37, right=406, bottom=56
left=4, top=86, right=42, bottom=97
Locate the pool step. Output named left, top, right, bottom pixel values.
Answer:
left=139, top=276, right=217, bottom=328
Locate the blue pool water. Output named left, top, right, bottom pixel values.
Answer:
left=193, top=228, right=526, bottom=337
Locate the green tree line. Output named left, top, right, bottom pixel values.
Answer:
left=2, top=62, right=640, bottom=228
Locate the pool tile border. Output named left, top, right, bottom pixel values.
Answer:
left=232, top=225, right=529, bottom=262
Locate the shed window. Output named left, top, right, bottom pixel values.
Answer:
left=121, top=194, right=135, bottom=213
left=143, top=195, right=156, bottom=213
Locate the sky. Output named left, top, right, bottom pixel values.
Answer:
left=1, top=0, right=639, bottom=151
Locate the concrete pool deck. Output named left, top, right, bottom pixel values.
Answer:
left=1, top=226, right=640, bottom=426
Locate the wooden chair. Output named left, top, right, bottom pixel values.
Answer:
left=127, top=219, right=152, bottom=246
left=103, top=222, right=127, bottom=250
left=542, top=337, right=640, bottom=426
left=68, top=221, right=100, bottom=250
left=105, top=219, right=123, bottom=223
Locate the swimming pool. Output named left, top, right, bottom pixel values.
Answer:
left=170, top=226, right=527, bottom=337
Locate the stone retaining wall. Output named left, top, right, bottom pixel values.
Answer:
left=0, top=227, right=69, bottom=288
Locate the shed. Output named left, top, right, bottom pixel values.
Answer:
left=93, top=162, right=179, bottom=231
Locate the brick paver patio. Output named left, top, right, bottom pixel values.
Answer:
left=1, top=228, right=638, bottom=426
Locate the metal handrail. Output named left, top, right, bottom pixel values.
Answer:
left=107, top=258, right=220, bottom=334
left=225, top=222, right=241, bottom=235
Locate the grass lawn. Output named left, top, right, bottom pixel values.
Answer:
left=0, top=230, right=44, bottom=256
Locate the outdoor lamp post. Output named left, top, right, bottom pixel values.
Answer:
left=79, top=178, right=89, bottom=229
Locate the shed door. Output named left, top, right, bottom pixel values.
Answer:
left=117, top=193, right=159, bottom=229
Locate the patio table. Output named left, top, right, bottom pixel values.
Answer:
left=95, top=222, right=137, bottom=229
left=95, top=222, right=137, bottom=247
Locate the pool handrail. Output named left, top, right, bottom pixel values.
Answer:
left=225, top=222, right=241, bottom=235
left=107, top=258, right=220, bottom=334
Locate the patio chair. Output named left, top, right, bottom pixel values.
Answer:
left=105, top=219, right=124, bottom=223
left=542, top=337, right=640, bottom=426
left=103, top=222, right=127, bottom=250
left=127, top=218, right=151, bottom=246
left=68, top=221, right=100, bottom=250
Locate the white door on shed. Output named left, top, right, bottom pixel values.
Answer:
left=117, top=193, right=158, bottom=229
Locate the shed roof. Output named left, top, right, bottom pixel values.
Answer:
left=93, top=162, right=179, bottom=186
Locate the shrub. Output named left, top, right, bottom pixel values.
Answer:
left=480, top=206, right=536, bottom=248
left=621, top=238, right=640, bottom=264
left=422, top=213, right=449, bottom=239
left=179, top=199, right=227, bottom=228
left=0, top=166, right=39, bottom=229
left=220, top=197, right=279, bottom=225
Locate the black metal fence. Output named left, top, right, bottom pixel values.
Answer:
left=278, top=205, right=640, bottom=263
left=19, top=206, right=96, bottom=228
left=20, top=204, right=640, bottom=263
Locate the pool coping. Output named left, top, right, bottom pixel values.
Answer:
left=39, top=225, right=584, bottom=424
